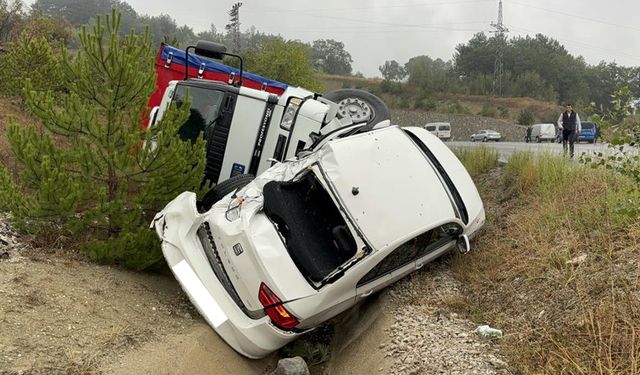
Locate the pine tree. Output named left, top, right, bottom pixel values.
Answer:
left=0, top=9, right=205, bottom=269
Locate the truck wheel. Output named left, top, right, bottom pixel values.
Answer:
left=324, top=89, right=390, bottom=127
left=198, top=174, right=255, bottom=212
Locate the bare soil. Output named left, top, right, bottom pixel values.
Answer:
left=0, top=244, right=275, bottom=375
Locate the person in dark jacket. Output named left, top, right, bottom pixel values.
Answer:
left=557, top=103, right=582, bottom=158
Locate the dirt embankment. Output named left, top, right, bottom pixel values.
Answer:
left=391, top=109, right=526, bottom=142
left=0, top=221, right=275, bottom=375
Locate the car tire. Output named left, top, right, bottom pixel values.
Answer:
left=482, top=137, right=487, bottom=142
left=536, top=136, right=540, bottom=143
left=198, top=174, right=255, bottom=212
left=471, top=137, right=475, bottom=142
left=324, top=89, right=390, bottom=129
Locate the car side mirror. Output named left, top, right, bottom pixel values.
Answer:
left=457, top=234, right=471, bottom=254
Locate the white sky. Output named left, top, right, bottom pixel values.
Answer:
left=23, top=0, right=640, bottom=77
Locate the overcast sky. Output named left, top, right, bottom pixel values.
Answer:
left=24, top=0, right=640, bottom=77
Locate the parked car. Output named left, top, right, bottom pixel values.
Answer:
left=577, top=122, right=597, bottom=143
left=423, top=122, right=452, bottom=141
left=530, top=123, right=556, bottom=143
left=470, top=129, right=501, bottom=142
left=151, top=124, right=485, bottom=358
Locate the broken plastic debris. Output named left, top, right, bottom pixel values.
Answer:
left=475, top=325, right=503, bottom=337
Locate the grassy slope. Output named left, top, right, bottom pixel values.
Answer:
left=453, top=149, right=640, bottom=374
left=321, top=74, right=560, bottom=124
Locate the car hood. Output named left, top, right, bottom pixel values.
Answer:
left=404, top=127, right=484, bottom=228
left=317, top=126, right=456, bottom=251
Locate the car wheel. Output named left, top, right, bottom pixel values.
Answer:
left=482, top=137, right=487, bottom=142
left=198, top=174, right=255, bottom=212
left=471, top=136, right=475, bottom=142
left=323, top=89, right=390, bottom=129
left=536, top=136, right=540, bottom=143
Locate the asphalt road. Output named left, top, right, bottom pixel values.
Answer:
left=449, top=140, right=611, bottom=162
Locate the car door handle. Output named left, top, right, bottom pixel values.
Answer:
left=416, top=263, right=424, bottom=270
left=360, top=290, right=373, bottom=297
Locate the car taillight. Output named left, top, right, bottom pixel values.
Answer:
left=258, top=282, right=299, bottom=330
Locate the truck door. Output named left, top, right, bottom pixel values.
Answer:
left=172, top=81, right=239, bottom=186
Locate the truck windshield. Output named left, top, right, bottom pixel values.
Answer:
left=173, top=85, right=225, bottom=143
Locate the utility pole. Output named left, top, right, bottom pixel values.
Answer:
left=490, top=0, right=508, bottom=96
left=226, top=2, right=243, bottom=53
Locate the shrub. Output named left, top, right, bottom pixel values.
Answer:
left=0, top=32, right=62, bottom=99
left=379, top=79, right=403, bottom=94
left=479, top=103, right=497, bottom=118
left=517, top=108, right=535, bottom=125
left=497, top=105, right=509, bottom=118
left=446, top=101, right=470, bottom=114
left=0, top=10, right=206, bottom=269
left=414, top=96, right=437, bottom=111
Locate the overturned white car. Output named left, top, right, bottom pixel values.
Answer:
left=151, top=124, right=485, bottom=358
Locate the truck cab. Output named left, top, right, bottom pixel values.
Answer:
left=147, top=41, right=387, bottom=186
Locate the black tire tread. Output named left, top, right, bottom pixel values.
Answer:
left=198, top=174, right=255, bottom=212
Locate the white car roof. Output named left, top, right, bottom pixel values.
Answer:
left=318, top=126, right=456, bottom=251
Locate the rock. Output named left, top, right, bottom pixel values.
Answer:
left=565, top=254, right=587, bottom=265
left=270, top=356, right=310, bottom=375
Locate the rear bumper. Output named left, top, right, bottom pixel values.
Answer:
left=152, top=192, right=300, bottom=358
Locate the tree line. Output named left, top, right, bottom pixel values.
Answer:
left=380, top=33, right=640, bottom=109
left=2, top=0, right=638, bottom=109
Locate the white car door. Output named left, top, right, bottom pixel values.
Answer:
left=354, top=240, right=419, bottom=300
left=414, top=223, right=461, bottom=270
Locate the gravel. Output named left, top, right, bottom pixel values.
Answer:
left=382, top=262, right=509, bottom=375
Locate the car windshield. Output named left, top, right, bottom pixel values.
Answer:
left=262, top=172, right=358, bottom=284
left=439, top=125, right=450, bottom=131
left=582, top=123, right=595, bottom=130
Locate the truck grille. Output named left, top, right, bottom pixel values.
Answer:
left=197, top=222, right=265, bottom=319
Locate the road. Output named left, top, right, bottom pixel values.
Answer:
left=449, top=141, right=611, bottom=162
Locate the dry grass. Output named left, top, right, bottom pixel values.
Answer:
left=452, top=152, right=640, bottom=374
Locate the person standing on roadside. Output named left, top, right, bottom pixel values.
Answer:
left=557, top=103, right=581, bottom=158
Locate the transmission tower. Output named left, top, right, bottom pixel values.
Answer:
left=490, top=0, right=508, bottom=96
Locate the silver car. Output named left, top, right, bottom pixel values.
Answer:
left=470, top=129, right=501, bottom=142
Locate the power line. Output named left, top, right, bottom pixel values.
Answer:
left=509, top=1, right=640, bottom=33
left=243, top=8, right=487, bottom=33
left=251, top=0, right=495, bottom=13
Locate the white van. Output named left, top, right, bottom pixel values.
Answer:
left=530, top=123, right=556, bottom=143
left=424, top=122, right=452, bottom=141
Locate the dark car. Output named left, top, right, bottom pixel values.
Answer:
left=578, top=122, right=597, bottom=143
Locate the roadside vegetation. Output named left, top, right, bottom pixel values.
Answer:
left=452, top=150, right=640, bottom=373
left=452, top=146, right=499, bottom=178
left=0, top=10, right=206, bottom=269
